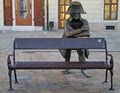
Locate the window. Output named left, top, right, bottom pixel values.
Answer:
left=58, top=0, right=71, bottom=29
left=104, top=0, right=118, bottom=20
left=5, top=0, right=10, bottom=7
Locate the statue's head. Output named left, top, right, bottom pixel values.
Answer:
left=66, top=1, right=86, bottom=19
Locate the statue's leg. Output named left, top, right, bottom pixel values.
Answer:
left=63, top=49, right=71, bottom=74
left=77, top=49, right=91, bottom=78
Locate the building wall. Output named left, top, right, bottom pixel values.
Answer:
left=48, top=0, right=103, bottom=31
left=79, top=0, right=103, bottom=22
left=0, top=0, right=120, bottom=31
left=0, top=0, right=4, bottom=30
left=49, top=0, right=58, bottom=30
left=48, top=0, right=120, bottom=32
left=48, top=0, right=104, bottom=31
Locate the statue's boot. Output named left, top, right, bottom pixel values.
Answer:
left=81, top=69, right=91, bottom=78
left=78, top=53, right=91, bottom=78
left=62, top=59, right=71, bottom=75
left=63, top=69, right=71, bottom=74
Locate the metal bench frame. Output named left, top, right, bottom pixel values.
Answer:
left=7, top=38, right=114, bottom=91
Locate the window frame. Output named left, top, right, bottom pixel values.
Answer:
left=104, top=0, right=118, bottom=20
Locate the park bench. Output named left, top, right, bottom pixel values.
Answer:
left=7, top=38, right=114, bottom=91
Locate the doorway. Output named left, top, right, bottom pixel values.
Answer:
left=15, top=0, right=32, bottom=25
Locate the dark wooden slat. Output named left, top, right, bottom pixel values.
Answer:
left=11, top=61, right=110, bottom=69
left=14, top=38, right=106, bottom=49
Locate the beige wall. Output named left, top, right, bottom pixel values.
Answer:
left=48, top=0, right=58, bottom=30
left=0, top=0, right=120, bottom=31
left=89, top=22, right=118, bottom=32
left=0, top=0, right=4, bottom=30
left=78, top=0, right=103, bottom=22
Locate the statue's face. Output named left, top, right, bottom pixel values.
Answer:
left=71, top=13, right=80, bottom=20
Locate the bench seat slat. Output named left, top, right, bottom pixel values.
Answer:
left=11, top=61, right=110, bottom=69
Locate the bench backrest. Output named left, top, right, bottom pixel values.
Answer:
left=14, top=38, right=107, bottom=49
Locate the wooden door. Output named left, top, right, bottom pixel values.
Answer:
left=34, top=0, right=43, bottom=26
left=15, top=0, right=32, bottom=25
left=3, top=0, right=13, bottom=25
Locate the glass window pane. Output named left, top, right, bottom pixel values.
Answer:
left=111, top=12, right=116, bottom=19
left=60, top=0, right=64, bottom=5
left=105, top=5, right=110, bottom=19
left=65, top=14, right=70, bottom=19
left=60, top=6, right=64, bottom=12
left=65, top=6, right=69, bottom=11
left=20, top=0, right=28, bottom=19
left=5, top=0, right=10, bottom=7
left=30, top=0, right=32, bottom=17
left=111, top=5, right=117, bottom=19
left=112, top=0, right=117, bottom=3
left=66, top=0, right=71, bottom=4
left=105, top=0, right=110, bottom=3
left=60, top=21, right=64, bottom=28
left=105, top=5, right=110, bottom=12
left=112, top=5, right=117, bottom=12
left=60, top=13, right=65, bottom=19
left=105, top=13, right=110, bottom=19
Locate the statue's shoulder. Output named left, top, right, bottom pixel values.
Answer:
left=81, top=18, right=88, bottom=22
left=65, top=18, right=72, bottom=25
left=81, top=18, right=88, bottom=24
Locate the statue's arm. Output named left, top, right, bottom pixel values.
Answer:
left=74, top=20, right=90, bottom=37
left=64, top=19, right=90, bottom=37
left=64, top=21, right=81, bottom=37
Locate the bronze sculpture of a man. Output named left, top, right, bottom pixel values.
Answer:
left=60, top=1, right=90, bottom=77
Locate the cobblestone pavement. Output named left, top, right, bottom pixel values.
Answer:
left=0, top=30, right=120, bottom=93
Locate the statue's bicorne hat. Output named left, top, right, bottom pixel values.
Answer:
left=66, top=1, right=86, bottom=14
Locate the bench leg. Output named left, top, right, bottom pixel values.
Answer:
left=104, top=69, right=108, bottom=83
left=8, top=69, right=14, bottom=91
left=14, top=70, right=19, bottom=83
left=109, top=69, right=114, bottom=90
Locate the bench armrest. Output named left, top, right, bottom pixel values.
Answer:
left=107, top=54, right=114, bottom=69
left=7, top=54, right=13, bottom=69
